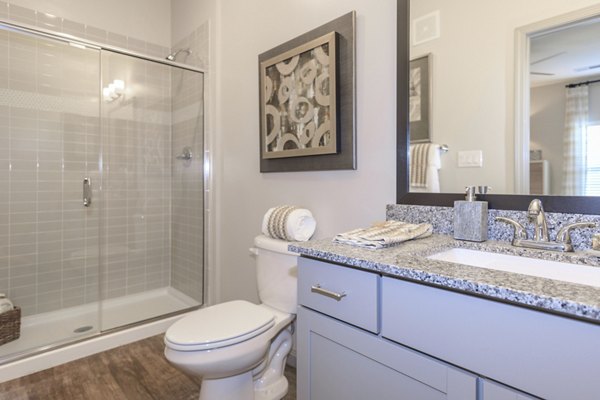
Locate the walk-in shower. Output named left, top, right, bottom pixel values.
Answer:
left=0, top=20, right=205, bottom=364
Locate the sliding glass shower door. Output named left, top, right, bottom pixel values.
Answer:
left=100, top=51, right=174, bottom=330
left=100, top=51, right=204, bottom=330
left=0, top=27, right=102, bottom=358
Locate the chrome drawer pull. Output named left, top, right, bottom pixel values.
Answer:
left=311, top=284, right=347, bottom=301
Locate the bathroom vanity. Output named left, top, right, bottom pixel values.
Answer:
left=291, top=235, right=600, bottom=400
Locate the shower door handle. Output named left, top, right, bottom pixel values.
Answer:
left=83, top=178, right=92, bottom=207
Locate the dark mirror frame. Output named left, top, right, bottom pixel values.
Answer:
left=396, top=0, right=600, bottom=214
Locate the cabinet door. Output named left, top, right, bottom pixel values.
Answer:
left=297, top=306, right=477, bottom=400
left=481, top=380, right=537, bottom=400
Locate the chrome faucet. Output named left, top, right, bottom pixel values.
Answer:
left=496, top=199, right=597, bottom=252
left=527, top=199, right=549, bottom=242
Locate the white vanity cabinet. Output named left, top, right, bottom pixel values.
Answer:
left=382, top=277, right=600, bottom=399
left=297, top=257, right=478, bottom=400
left=297, top=256, right=600, bottom=400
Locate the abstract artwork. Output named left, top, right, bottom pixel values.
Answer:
left=260, top=32, right=337, bottom=159
left=409, top=54, right=431, bottom=143
left=258, top=11, right=355, bottom=173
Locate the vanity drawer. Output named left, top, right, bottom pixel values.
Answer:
left=298, top=257, right=379, bottom=333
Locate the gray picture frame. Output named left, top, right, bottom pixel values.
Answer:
left=409, top=54, right=431, bottom=144
left=258, top=11, right=356, bottom=173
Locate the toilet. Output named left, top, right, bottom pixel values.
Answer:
left=164, top=235, right=298, bottom=400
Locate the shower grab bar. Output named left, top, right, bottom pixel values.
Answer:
left=83, top=178, right=92, bottom=207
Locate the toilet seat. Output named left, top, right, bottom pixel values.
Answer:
left=165, top=300, right=275, bottom=351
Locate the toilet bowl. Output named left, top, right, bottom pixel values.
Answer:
left=164, top=235, right=298, bottom=400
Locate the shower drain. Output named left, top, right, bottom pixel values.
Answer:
left=73, top=325, right=93, bottom=333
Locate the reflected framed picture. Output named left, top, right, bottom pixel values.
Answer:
left=258, top=11, right=356, bottom=173
left=409, top=54, right=431, bottom=143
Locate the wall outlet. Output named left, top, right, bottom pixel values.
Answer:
left=458, top=150, right=483, bottom=168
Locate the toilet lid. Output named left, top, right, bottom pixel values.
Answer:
left=165, top=300, right=275, bottom=351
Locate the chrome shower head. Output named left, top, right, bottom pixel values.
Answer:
left=166, top=48, right=191, bottom=61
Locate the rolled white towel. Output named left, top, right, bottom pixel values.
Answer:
left=286, top=208, right=317, bottom=241
left=261, top=206, right=316, bottom=241
left=261, top=207, right=276, bottom=237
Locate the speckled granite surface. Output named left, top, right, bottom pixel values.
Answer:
left=289, top=234, right=600, bottom=323
left=387, top=204, right=600, bottom=251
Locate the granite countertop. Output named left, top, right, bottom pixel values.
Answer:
left=289, top=234, right=600, bottom=323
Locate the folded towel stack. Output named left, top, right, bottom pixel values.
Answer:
left=262, top=206, right=316, bottom=242
left=333, top=220, right=433, bottom=249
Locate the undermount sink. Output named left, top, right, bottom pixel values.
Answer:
left=427, top=248, right=600, bottom=289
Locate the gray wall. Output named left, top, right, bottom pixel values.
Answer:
left=172, top=0, right=398, bottom=304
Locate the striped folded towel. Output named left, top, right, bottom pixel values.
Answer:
left=333, top=220, right=433, bottom=249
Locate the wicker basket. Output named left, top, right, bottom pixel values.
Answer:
left=0, top=307, right=21, bottom=346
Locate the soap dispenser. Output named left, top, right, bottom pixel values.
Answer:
left=453, top=186, right=488, bottom=242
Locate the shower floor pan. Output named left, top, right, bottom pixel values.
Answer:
left=0, top=287, right=199, bottom=360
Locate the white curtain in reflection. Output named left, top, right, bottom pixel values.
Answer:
left=562, top=85, right=588, bottom=195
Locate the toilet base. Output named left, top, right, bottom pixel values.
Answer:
left=197, top=327, right=293, bottom=400
left=254, top=327, right=292, bottom=400
left=199, top=372, right=254, bottom=400
left=198, top=371, right=290, bottom=400
left=255, top=375, right=288, bottom=400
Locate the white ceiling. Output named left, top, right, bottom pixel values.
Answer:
left=530, top=17, right=600, bottom=86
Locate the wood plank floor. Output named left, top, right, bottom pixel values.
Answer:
left=0, top=334, right=297, bottom=400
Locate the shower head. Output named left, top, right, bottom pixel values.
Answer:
left=166, top=48, right=191, bottom=61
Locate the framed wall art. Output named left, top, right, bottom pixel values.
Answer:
left=261, top=32, right=337, bottom=160
left=258, top=11, right=356, bottom=172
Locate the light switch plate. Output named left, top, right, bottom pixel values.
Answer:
left=458, top=150, right=483, bottom=168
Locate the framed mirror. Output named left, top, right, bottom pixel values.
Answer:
left=396, top=0, right=600, bottom=213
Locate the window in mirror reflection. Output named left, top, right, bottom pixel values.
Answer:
left=586, top=125, right=600, bottom=196
left=531, top=15, right=600, bottom=197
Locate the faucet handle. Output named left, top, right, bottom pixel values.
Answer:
left=464, top=186, right=477, bottom=201
left=495, top=217, right=528, bottom=240
left=556, top=222, right=597, bottom=245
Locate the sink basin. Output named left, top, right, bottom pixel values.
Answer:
left=427, top=248, right=600, bottom=288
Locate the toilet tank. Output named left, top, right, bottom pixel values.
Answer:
left=253, top=235, right=298, bottom=314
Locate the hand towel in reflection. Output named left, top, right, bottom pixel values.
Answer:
left=410, top=143, right=441, bottom=193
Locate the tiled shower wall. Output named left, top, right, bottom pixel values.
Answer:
left=0, top=1, right=170, bottom=59
left=171, top=69, right=204, bottom=302
left=0, top=3, right=206, bottom=315
left=170, top=24, right=208, bottom=302
left=171, top=22, right=209, bottom=70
